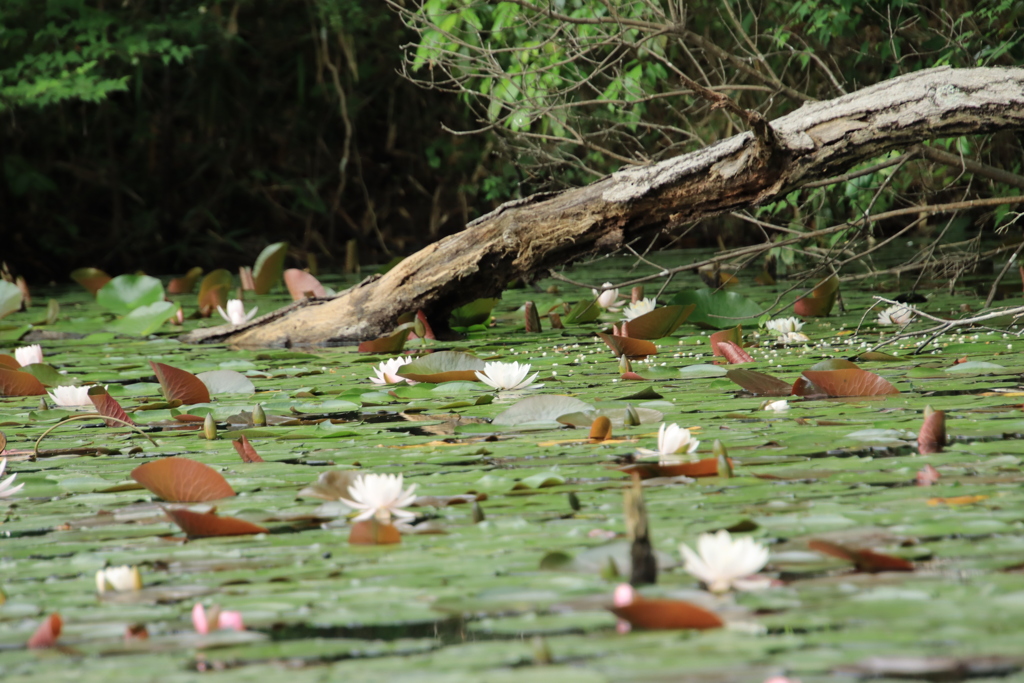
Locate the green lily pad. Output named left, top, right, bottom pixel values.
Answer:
left=96, top=274, right=165, bottom=315
left=670, top=288, right=764, bottom=329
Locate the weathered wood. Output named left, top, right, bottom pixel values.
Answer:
left=183, top=66, right=1024, bottom=347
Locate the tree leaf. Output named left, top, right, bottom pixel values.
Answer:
left=70, top=267, right=111, bottom=296
left=27, top=614, right=62, bottom=649
left=624, top=304, right=695, bottom=339
left=197, top=269, right=233, bottom=317
left=131, top=457, right=235, bottom=502
left=725, top=368, right=792, bottom=396
left=793, top=274, right=839, bottom=317
left=669, top=289, right=763, bottom=329
left=88, top=386, right=136, bottom=427
left=232, top=434, right=265, bottom=463
left=597, top=332, right=657, bottom=359
left=449, top=298, right=499, bottom=327
left=150, top=361, right=211, bottom=404
left=0, top=367, right=47, bottom=396
left=800, top=369, right=900, bottom=396
left=0, top=280, right=22, bottom=320
left=164, top=507, right=267, bottom=538
left=167, top=266, right=204, bottom=294
left=96, top=274, right=165, bottom=315
left=284, top=268, right=327, bottom=300
left=398, top=350, right=485, bottom=383
left=252, top=241, right=289, bottom=294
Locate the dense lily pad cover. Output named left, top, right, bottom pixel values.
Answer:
left=3, top=248, right=1024, bottom=682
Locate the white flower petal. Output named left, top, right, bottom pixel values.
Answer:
left=47, top=385, right=93, bottom=407
left=14, top=344, right=44, bottom=366
left=622, top=297, right=657, bottom=322
left=680, top=530, right=770, bottom=593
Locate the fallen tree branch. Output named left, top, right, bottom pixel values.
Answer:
left=182, top=66, right=1024, bottom=347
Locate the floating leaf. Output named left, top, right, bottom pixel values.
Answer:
left=70, top=267, right=111, bottom=295
left=196, top=370, right=256, bottom=396
left=945, top=361, right=1008, bottom=374
left=597, top=332, right=657, bottom=359
left=856, top=351, right=903, bottom=362
left=167, top=267, right=204, bottom=294
left=150, top=361, right=211, bottom=404
left=725, top=369, right=792, bottom=396
left=16, top=363, right=67, bottom=387
left=793, top=274, right=839, bottom=317
left=669, top=289, right=763, bottom=329
left=800, top=369, right=899, bottom=397
left=88, top=386, right=136, bottom=427
left=0, top=354, right=19, bottom=369
left=349, top=519, right=401, bottom=545
left=164, top=507, right=267, bottom=538
left=449, top=298, right=499, bottom=327
left=718, top=341, right=753, bottom=364
left=297, top=470, right=358, bottom=501
left=232, top=434, right=264, bottom=463
left=284, top=268, right=327, bottom=300
left=96, top=274, right=165, bottom=316
left=610, top=597, right=723, bottom=630
left=398, top=350, right=485, bottom=383
left=807, top=358, right=859, bottom=371
left=107, top=300, right=179, bottom=336
left=357, top=323, right=412, bottom=354
left=492, top=395, right=593, bottom=426
left=0, top=367, right=47, bottom=396
left=27, top=614, right=62, bottom=649
left=131, top=457, right=235, bottom=502
left=252, top=241, right=289, bottom=294
left=918, top=406, right=946, bottom=454
left=624, top=304, right=695, bottom=339
left=0, top=280, right=22, bottom=320
left=619, top=458, right=722, bottom=479
left=514, top=472, right=566, bottom=489
left=197, top=269, right=233, bottom=317
left=808, top=539, right=914, bottom=572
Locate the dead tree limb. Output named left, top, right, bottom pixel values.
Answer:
left=183, top=66, right=1024, bottom=347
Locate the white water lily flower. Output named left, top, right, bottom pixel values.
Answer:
left=765, top=317, right=803, bottom=335
left=622, top=297, right=657, bottom=321
left=0, top=458, right=25, bottom=499
left=636, top=422, right=700, bottom=462
left=47, top=385, right=92, bottom=407
left=763, top=399, right=789, bottom=412
left=475, top=361, right=539, bottom=391
left=877, top=304, right=916, bottom=326
left=340, top=473, right=418, bottom=524
left=765, top=317, right=809, bottom=343
left=96, top=565, right=142, bottom=594
left=680, top=530, right=770, bottom=593
left=14, top=344, right=43, bottom=366
left=370, top=356, right=415, bottom=385
left=592, top=282, right=619, bottom=309
left=217, top=299, right=258, bottom=325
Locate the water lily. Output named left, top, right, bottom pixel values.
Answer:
left=612, top=583, right=637, bottom=634
left=762, top=399, right=789, bottom=412
left=216, top=299, right=258, bottom=325
left=680, top=530, right=770, bottom=593
left=475, top=361, right=539, bottom=391
left=192, top=603, right=244, bottom=634
left=622, top=297, right=657, bottom=321
left=636, top=422, right=700, bottom=462
left=592, top=282, right=619, bottom=309
left=370, top=356, right=415, bottom=385
left=339, top=472, right=417, bottom=524
left=96, top=565, right=142, bottom=594
left=765, top=317, right=809, bottom=343
left=47, top=385, right=92, bottom=407
left=14, top=344, right=43, bottom=366
left=877, top=304, right=916, bottom=326
left=0, top=458, right=25, bottom=499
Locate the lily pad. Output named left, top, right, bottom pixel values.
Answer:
left=96, top=274, right=165, bottom=315
left=669, top=289, right=763, bottom=329
left=492, top=395, right=594, bottom=426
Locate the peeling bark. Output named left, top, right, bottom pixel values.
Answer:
left=183, top=66, right=1024, bottom=347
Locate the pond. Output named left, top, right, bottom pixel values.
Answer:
left=2, top=247, right=1024, bottom=682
